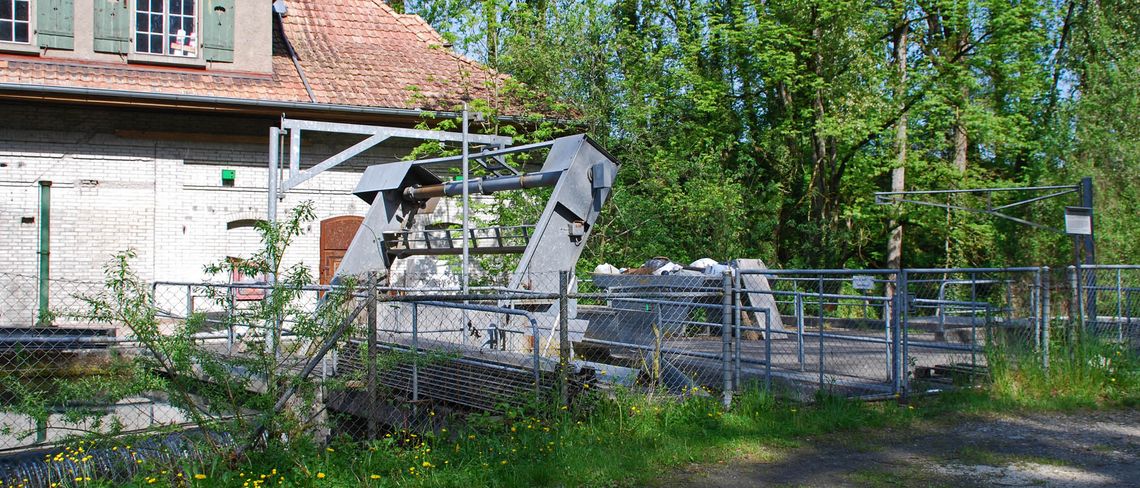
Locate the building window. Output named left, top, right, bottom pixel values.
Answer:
left=135, top=0, right=197, bottom=57
left=0, top=0, right=31, bottom=44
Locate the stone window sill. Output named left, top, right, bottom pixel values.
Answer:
left=0, top=42, right=41, bottom=55
left=127, top=52, right=207, bottom=69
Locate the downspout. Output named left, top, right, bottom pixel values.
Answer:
left=37, top=181, right=51, bottom=326
left=273, top=6, right=317, bottom=103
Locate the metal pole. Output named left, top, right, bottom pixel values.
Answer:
left=37, top=181, right=51, bottom=326
left=1034, top=269, right=1042, bottom=352
left=558, top=270, right=570, bottom=407
left=818, top=276, right=825, bottom=391
left=461, top=104, right=470, bottom=294
left=970, top=273, right=978, bottom=368
left=795, top=293, right=804, bottom=371
left=1081, top=177, right=1097, bottom=323
left=366, top=272, right=378, bottom=439
left=411, top=303, right=419, bottom=403
left=884, top=295, right=892, bottom=381
left=764, top=309, right=771, bottom=392
left=185, top=286, right=193, bottom=320
left=461, top=106, right=471, bottom=349
left=267, top=127, right=280, bottom=359
left=1117, top=269, right=1124, bottom=342
left=733, top=272, right=742, bottom=390
left=721, top=271, right=733, bottom=408
left=1042, top=267, right=1051, bottom=374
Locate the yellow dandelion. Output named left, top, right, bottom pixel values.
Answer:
left=370, top=474, right=381, bottom=480
left=194, top=474, right=207, bottom=480
left=326, top=447, right=335, bottom=452
left=316, top=473, right=325, bottom=479
left=422, top=461, right=433, bottom=468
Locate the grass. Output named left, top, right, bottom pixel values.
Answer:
left=983, top=328, right=1139, bottom=410
left=26, top=335, right=1139, bottom=488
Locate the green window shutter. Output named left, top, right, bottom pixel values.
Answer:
left=202, top=0, right=235, bottom=62
left=93, top=0, right=128, bottom=54
left=37, top=0, right=74, bottom=50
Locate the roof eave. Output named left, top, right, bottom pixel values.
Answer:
left=0, top=82, right=580, bottom=126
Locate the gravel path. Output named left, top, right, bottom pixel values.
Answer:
left=666, top=409, right=1140, bottom=487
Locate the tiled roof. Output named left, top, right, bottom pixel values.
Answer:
left=0, top=0, right=519, bottom=114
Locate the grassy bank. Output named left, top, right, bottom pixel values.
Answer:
left=29, top=336, right=1140, bottom=488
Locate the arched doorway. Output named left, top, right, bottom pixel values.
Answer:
left=319, top=215, right=364, bottom=286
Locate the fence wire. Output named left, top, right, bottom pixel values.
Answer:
left=0, top=265, right=1133, bottom=475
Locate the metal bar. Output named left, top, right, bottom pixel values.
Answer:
left=403, top=171, right=562, bottom=200
left=1034, top=269, right=1042, bottom=352
left=875, top=184, right=1078, bottom=197
left=989, top=189, right=1078, bottom=211
left=280, top=118, right=512, bottom=145
left=412, top=303, right=419, bottom=403
left=764, top=309, right=772, bottom=392
left=734, top=272, right=742, bottom=390
left=721, top=272, right=733, bottom=408
left=288, top=127, right=301, bottom=175
left=1118, top=269, right=1124, bottom=342
left=559, top=271, right=570, bottom=407
left=884, top=297, right=892, bottom=382
left=1043, top=267, right=1051, bottom=374
left=266, top=127, right=280, bottom=359
left=883, top=197, right=1066, bottom=233
left=818, top=276, right=825, bottom=391
left=282, top=132, right=390, bottom=191
left=407, top=139, right=555, bottom=167
left=796, top=293, right=805, bottom=371
left=970, top=273, right=978, bottom=369
left=366, top=273, right=378, bottom=439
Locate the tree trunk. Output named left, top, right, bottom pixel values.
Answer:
left=952, top=33, right=969, bottom=173
left=887, top=8, right=908, bottom=282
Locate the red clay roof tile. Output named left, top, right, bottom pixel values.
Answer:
left=0, top=0, right=518, bottom=114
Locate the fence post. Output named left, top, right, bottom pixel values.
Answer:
left=1033, top=268, right=1042, bottom=352
left=366, top=272, right=378, bottom=439
left=411, top=303, right=419, bottom=403
left=764, top=309, right=771, bottom=392
left=884, top=293, right=892, bottom=384
left=721, top=271, right=733, bottom=409
left=558, top=270, right=570, bottom=407
left=734, top=272, right=742, bottom=390
left=1117, top=269, right=1124, bottom=342
left=892, top=270, right=906, bottom=397
left=817, top=276, right=824, bottom=391
left=185, top=285, right=193, bottom=320
left=898, top=269, right=907, bottom=399
left=795, top=293, right=804, bottom=371
left=1042, top=267, right=1051, bottom=375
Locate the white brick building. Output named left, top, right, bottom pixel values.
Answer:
left=0, top=0, right=528, bottom=326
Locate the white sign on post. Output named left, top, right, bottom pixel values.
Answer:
left=852, top=275, right=874, bottom=290
left=1064, top=207, right=1093, bottom=236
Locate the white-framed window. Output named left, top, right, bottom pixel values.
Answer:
left=134, top=0, right=198, bottom=57
left=0, top=0, right=31, bottom=44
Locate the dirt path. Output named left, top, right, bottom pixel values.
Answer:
left=666, top=409, right=1140, bottom=487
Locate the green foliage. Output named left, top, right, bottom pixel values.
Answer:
left=398, top=0, right=1140, bottom=269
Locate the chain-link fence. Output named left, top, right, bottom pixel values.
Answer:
left=1, top=264, right=1133, bottom=471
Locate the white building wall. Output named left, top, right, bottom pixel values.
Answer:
left=0, top=103, right=411, bottom=325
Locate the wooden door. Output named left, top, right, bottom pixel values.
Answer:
left=320, top=216, right=364, bottom=285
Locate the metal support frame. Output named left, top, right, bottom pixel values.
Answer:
left=874, top=184, right=1081, bottom=234
left=274, top=118, right=512, bottom=196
